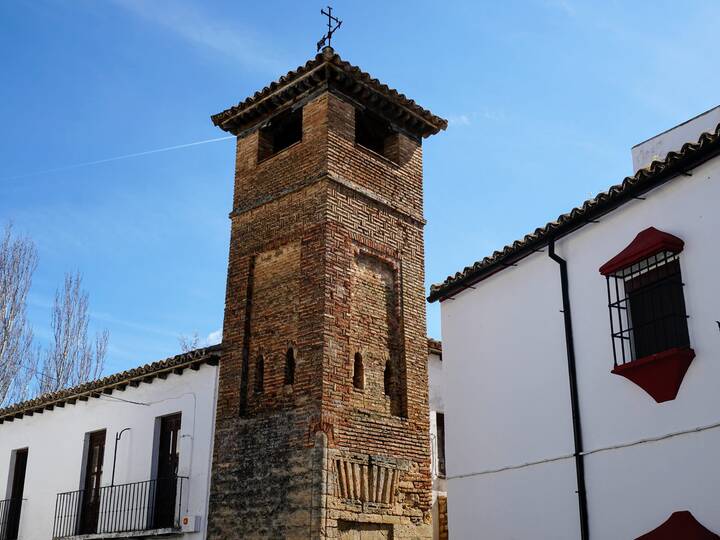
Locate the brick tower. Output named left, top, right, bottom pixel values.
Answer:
left=207, top=47, right=446, bottom=539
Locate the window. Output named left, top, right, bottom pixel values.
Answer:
left=254, top=355, right=264, bottom=393
left=257, top=107, right=302, bottom=161
left=5, top=448, right=28, bottom=540
left=80, top=430, right=106, bottom=534
left=352, top=352, right=364, bottom=390
left=154, top=413, right=181, bottom=528
left=284, top=348, right=295, bottom=386
left=601, top=228, right=689, bottom=366
left=355, top=108, right=399, bottom=163
left=383, top=360, right=392, bottom=396
left=436, top=412, right=446, bottom=477
left=600, top=227, right=694, bottom=403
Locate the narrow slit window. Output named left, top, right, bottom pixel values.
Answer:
left=436, top=412, right=446, bottom=477
left=383, top=360, right=392, bottom=396
left=254, top=355, right=264, bottom=393
left=353, top=352, right=364, bottom=390
left=257, top=108, right=302, bottom=161
left=285, top=348, right=295, bottom=386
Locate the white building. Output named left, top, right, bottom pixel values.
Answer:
left=428, top=339, right=448, bottom=540
left=0, top=347, right=220, bottom=540
left=0, top=342, right=446, bottom=540
left=429, top=107, right=720, bottom=539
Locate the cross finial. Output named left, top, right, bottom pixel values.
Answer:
left=317, top=5, right=342, bottom=52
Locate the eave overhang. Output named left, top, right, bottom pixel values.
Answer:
left=211, top=47, right=447, bottom=140
left=0, top=345, right=221, bottom=425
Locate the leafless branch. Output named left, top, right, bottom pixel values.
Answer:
left=39, top=272, right=108, bottom=394
left=0, top=224, right=37, bottom=406
left=178, top=331, right=201, bottom=353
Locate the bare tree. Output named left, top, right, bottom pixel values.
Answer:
left=39, top=272, right=109, bottom=394
left=178, top=331, right=201, bottom=353
left=0, top=225, right=37, bottom=406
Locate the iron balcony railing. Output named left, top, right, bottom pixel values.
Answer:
left=0, top=498, right=24, bottom=540
left=53, top=477, right=187, bottom=539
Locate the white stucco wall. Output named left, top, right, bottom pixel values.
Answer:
left=632, top=105, right=720, bottom=173
left=441, top=153, right=720, bottom=538
left=0, top=363, right=218, bottom=540
left=428, top=349, right=447, bottom=540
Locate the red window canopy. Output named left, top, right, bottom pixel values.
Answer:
left=599, top=227, right=684, bottom=276
left=636, top=510, right=719, bottom=539
left=612, top=347, right=695, bottom=403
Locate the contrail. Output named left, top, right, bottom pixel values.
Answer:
left=1, top=135, right=235, bottom=181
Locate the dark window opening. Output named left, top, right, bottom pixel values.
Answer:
left=383, top=360, right=392, bottom=396
left=5, top=448, right=28, bottom=540
left=355, top=108, right=399, bottom=162
left=254, top=355, right=264, bottom=393
left=353, top=352, right=364, bottom=390
left=154, top=413, right=181, bottom=529
left=257, top=108, right=302, bottom=161
left=80, top=430, right=106, bottom=534
left=285, top=348, right=295, bottom=386
left=606, top=252, right=690, bottom=366
left=436, top=412, right=446, bottom=477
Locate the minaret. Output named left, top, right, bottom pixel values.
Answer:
left=208, top=46, right=446, bottom=539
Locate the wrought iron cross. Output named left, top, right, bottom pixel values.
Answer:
left=317, top=6, right=342, bottom=51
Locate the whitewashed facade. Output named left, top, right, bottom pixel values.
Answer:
left=428, top=340, right=448, bottom=540
left=433, top=111, right=720, bottom=539
left=0, top=348, right=219, bottom=540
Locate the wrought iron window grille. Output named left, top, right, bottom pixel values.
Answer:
left=605, top=250, right=690, bottom=367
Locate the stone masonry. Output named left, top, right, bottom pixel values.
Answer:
left=207, top=47, right=446, bottom=539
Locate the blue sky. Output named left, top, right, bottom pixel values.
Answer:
left=1, top=0, right=718, bottom=375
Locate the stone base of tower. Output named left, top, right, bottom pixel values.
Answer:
left=208, top=424, right=433, bottom=539
left=323, top=446, right=433, bottom=539
left=207, top=410, right=325, bottom=539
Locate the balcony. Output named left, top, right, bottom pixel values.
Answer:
left=0, top=498, right=23, bottom=540
left=53, top=477, right=187, bottom=539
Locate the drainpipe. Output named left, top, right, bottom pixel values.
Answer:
left=548, top=240, right=589, bottom=540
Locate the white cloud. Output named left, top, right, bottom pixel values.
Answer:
left=447, top=108, right=507, bottom=127
left=111, top=0, right=286, bottom=73
left=448, top=114, right=472, bottom=126
left=206, top=329, right=222, bottom=345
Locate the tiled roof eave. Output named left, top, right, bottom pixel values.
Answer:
left=211, top=48, right=447, bottom=138
left=427, top=337, right=442, bottom=355
left=428, top=123, right=720, bottom=302
left=0, top=344, right=222, bottom=424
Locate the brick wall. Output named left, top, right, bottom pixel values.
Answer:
left=208, top=88, right=433, bottom=539
left=438, top=495, right=449, bottom=540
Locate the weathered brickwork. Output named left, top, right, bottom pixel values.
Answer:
left=207, top=48, right=445, bottom=539
left=349, top=252, right=403, bottom=416
left=437, top=496, right=449, bottom=540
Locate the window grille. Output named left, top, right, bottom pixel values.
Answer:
left=605, top=250, right=690, bottom=366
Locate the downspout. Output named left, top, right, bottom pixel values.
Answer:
left=548, top=240, right=589, bottom=540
